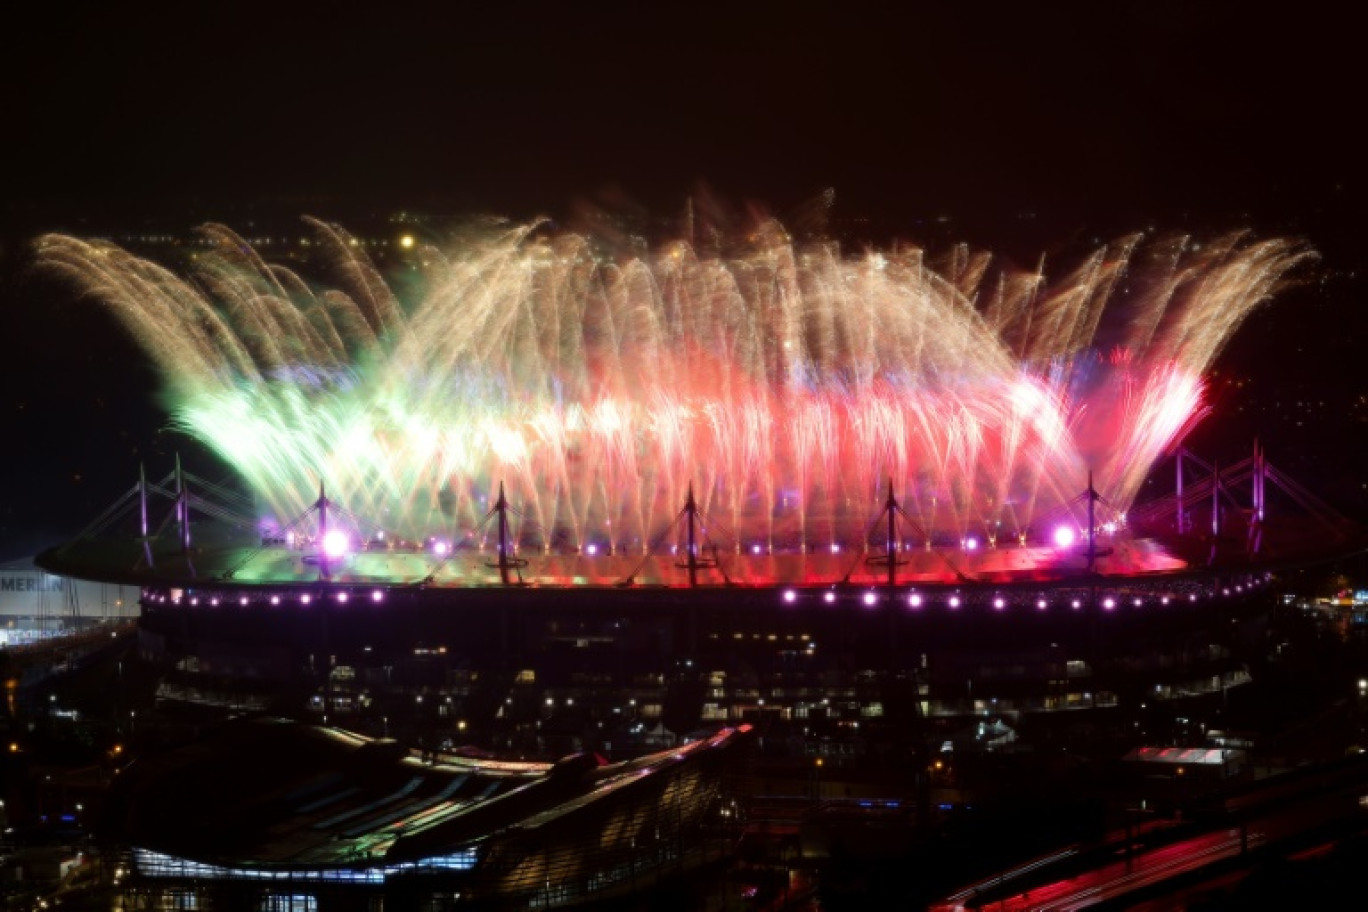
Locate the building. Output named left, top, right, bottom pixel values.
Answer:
left=0, top=557, right=138, bottom=647
left=103, top=716, right=750, bottom=910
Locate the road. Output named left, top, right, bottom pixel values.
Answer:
left=931, top=767, right=1368, bottom=910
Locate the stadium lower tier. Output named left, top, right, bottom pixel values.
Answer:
left=134, top=573, right=1270, bottom=760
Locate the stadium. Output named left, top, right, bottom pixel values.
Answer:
left=30, top=219, right=1361, bottom=753
left=35, top=436, right=1359, bottom=751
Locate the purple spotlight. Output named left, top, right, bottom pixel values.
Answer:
left=963, top=537, right=978, bottom=551
left=1036, top=599, right=1047, bottom=610
left=322, top=530, right=349, bottom=560
left=1161, top=596, right=1170, bottom=605
left=829, top=543, right=841, bottom=554
left=270, top=595, right=280, bottom=606
left=1102, top=597, right=1116, bottom=610
left=431, top=539, right=449, bottom=557
left=585, top=543, right=598, bottom=556
left=371, top=589, right=384, bottom=603
left=782, top=589, right=797, bottom=604
left=908, top=593, right=923, bottom=608
left=337, top=592, right=349, bottom=604
left=1133, top=597, right=1142, bottom=607
left=1071, top=599, right=1081, bottom=609
left=823, top=591, right=836, bottom=604
left=301, top=594, right=312, bottom=605
left=210, top=598, right=219, bottom=607
left=1190, top=593, right=1198, bottom=602
left=948, top=596, right=961, bottom=609
left=1053, top=525, right=1076, bottom=549
left=863, top=592, right=877, bottom=607
left=993, top=597, right=1005, bottom=610
left=752, top=543, right=763, bottom=555
left=239, top=596, right=248, bottom=607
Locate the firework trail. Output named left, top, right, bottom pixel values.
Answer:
left=36, top=219, right=1311, bottom=552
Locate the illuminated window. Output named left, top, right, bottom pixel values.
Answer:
left=258, top=897, right=317, bottom=912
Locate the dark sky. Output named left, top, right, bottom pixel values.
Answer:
left=2, top=1, right=1360, bottom=231
left=0, top=0, right=1364, bottom=554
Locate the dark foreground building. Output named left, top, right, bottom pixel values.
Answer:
left=102, top=717, right=750, bottom=910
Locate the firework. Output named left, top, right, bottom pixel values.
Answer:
left=36, top=219, right=1310, bottom=554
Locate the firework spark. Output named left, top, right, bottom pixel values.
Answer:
left=36, top=219, right=1310, bottom=553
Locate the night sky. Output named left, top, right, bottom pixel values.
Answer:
left=1, top=1, right=1364, bottom=557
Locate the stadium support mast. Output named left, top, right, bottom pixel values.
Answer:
left=1208, top=461, right=1222, bottom=568
left=490, top=482, right=527, bottom=585
left=1086, top=470, right=1098, bottom=573
left=1175, top=448, right=1187, bottom=534
left=863, top=479, right=908, bottom=588
left=175, top=454, right=191, bottom=555
left=672, top=483, right=720, bottom=588
left=886, top=480, right=898, bottom=588
left=139, top=463, right=149, bottom=541
left=139, top=463, right=154, bottom=569
left=1211, top=461, right=1221, bottom=538
left=1249, top=441, right=1264, bottom=559
left=316, top=481, right=330, bottom=580
left=684, top=483, right=701, bottom=588
left=1255, top=440, right=1265, bottom=522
